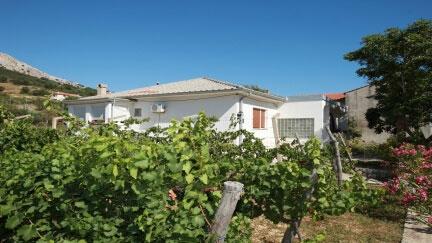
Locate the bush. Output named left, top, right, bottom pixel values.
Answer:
left=346, top=117, right=361, bottom=139
left=0, top=86, right=5, bottom=92
left=20, top=87, right=30, bottom=94
left=384, top=143, right=432, bottom=226
left=31, top=89, right=50, bottom=96
left=0, top=76, right=7, bottom=83
left=349, top=139, right=392, bottom=160
left=11, top=79, right=31, bottom=86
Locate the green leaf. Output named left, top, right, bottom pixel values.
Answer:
left=100, top=151, right=111, bottom=159
left=191, top=207, right=200, bottom=215
left=74, top=201, right=86, bottom=209
left=17, top=225, right=37, bottom=241
left=43, top=181, right=54, bottom=191
left=199, top=173, right=208, bottom=185
left=182, top=161, right=192, bottom=174
left=212, top=191, right=222, bottom=199
left=0, top=204, right=13, bottom=216
left=5, top=214, right=23, bottom=229
left=183, top=199, right=194, bottom=209
left=135, top=160, right=149, bottom=169
left=112, top=164, right=119, bottom=177
left=129, top=167, right=138, bottom=179
left=185, top=174, right=194, bottom=184
left=90, top=168, right=102, bottom=178
left=191, top=215, right=205, bottom=227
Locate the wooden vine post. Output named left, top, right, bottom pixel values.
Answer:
left=211, top=181, right=244, bottom=243
left=337, top=133, right=353, bottom=163
left=325, top=126, right=343, bottom=186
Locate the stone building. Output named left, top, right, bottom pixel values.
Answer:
left=344, top=85, right=390, bottom=143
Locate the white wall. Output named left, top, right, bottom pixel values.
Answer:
left=129, top=95, right=239, bottom=132
left=68, top=103, right=109, bottom=123
left=126, top=95, right=280, bottom=147
left=277, top=100, right=329, bottom=143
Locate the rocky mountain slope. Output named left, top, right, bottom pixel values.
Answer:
left=0, top=52, right=81, bottom=87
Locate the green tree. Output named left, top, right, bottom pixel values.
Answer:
left=20, top=86, right=30, bottom=94
left=345, top=19, right=432, bottom=140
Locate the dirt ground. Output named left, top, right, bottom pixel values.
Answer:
left=251, top=213, right=404, bottom=243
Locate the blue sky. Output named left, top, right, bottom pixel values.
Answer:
left=1, top=0, right=431, bottom=96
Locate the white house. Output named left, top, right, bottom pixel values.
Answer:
left=50, top=91, right=80, bottom=101
left=65, top=77, right=332, bottom=147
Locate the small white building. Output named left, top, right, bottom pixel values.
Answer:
left=277, top=94, right=331, bottom=143
left=65, top=77, right=332, bottom=147
left=51, top=91, right=80, bottom=101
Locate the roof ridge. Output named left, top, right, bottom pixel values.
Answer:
left=201, top=77, right=243, bottom=89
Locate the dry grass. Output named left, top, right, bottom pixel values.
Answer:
left=0, top=82, right=24, bottom=95
left=251, top=212, right=404, bottom=243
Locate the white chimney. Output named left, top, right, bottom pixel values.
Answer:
left=97, top=83, right=107, bottom=96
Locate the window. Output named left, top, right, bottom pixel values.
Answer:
left=90, top=104, right=105, bottom=121
left=134, top=108, right=142, bottom=117
left=277, top=118, right=314, bottom=139
left=253, top=108, right=266, bottom=128
left=72, top=105, right=86, bottom=121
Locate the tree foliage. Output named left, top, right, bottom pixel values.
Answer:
left=345, top=19, right=432, bottom=139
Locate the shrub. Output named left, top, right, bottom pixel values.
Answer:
left=349, top=139, right=392, bottom=160
left=384, top=143, right=432, bottom=226
left=31, top=89, right=50, bottom=96
left=346, top=117, right=361, bottom=139
left=20, top=87, right=30, bottom=94
left=0, top=76, right=7, bottom=83
left=0, top=86, right=5, bottom=92
left=11, top=79, right=31, bottom=86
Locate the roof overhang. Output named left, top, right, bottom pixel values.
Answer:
left=64, top=97, right=131, bottom=105
left=65, top=88, right=286, bottom=105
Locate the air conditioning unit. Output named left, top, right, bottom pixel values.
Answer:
left=151, top=103, right=166, bottom=113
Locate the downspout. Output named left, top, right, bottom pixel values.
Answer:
left=272, top=112, right=281, bottom=147
left=111, top=98, right=116, bottom=122
left=238, top=96, right=245, bottom=144
left=237, top=91, right=252, bottom=144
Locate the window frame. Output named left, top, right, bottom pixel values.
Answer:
left=134, top=108, right=142, bottom=117
left=277, top=118, right=314, bottom=139
left=252, top=108, right=266, bottom=129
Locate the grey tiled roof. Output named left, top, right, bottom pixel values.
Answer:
left=76, top=77, right=285, bottom=102
left=115, top=77, right=239, bottom=96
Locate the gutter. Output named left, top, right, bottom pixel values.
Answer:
left=64, top=89, right=285, bottom=105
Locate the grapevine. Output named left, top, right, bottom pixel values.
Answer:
left=0, top=106, right=380, bottom=242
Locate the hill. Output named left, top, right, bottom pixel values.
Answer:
left=0, top=65, right=96, bottom=125
left=0, top=52, right=80, bottom=86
